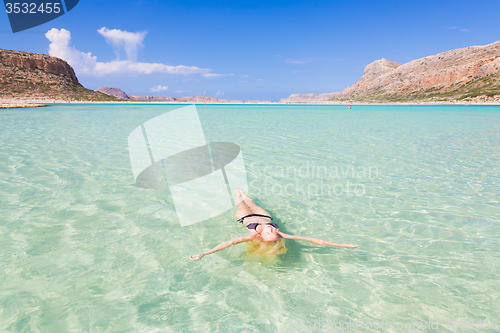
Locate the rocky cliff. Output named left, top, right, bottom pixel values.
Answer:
left=0, top=49, right=117, bottom=101
left=339, top=40, right=500, bottom=102
left=98, top=87, right=131, bottom=99
left=1, top=49, right=80, bottom=84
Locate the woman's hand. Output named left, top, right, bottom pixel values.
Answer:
left=278, top=231, right=359, bottom=249
left=190, top=254, right=204, bottom=261
left=189, top=235, right=256, bottom=261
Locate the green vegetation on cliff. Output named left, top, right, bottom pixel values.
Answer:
left=333, top=41, right=500, bottom=103
left=333, top=75, right=500, bottom=103
left=0, top=49, right=119, bottom=101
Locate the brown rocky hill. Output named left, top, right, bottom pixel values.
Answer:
left=338, top=40, right=500, bottom=102
left=0, top=49, right=118, bottom=101
left=98, top=87, right=131, bottom=99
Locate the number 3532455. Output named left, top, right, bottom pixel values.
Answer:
left=5, top=2, right=62, bottom=14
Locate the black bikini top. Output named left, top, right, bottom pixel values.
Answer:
left=237, top=214, right=279, bottom=231
left=246, top=222, right=279, bottom=231
left=237, top=214, right=273, bottom=223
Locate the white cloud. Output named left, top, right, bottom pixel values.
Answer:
left=215, top=91, right=224, bottom=97
left=450, top=26, right=470, bottom=33
left=93, top=60, right=208, bottom=76
left=202, top=73, right=234, bottom=78
left=284, top=57, right=313, bottom=64
left=45, top=28, right=211, bottom=76
left=46, top=28, right=97, bottom=74
left=97, top=27, right=146, bottom=61
left=175, top=90, right=191, bottom=94
left=150, top=85, right=168, bottom=92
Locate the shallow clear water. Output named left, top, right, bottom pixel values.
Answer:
left=0, top=104, right=499, bottom=332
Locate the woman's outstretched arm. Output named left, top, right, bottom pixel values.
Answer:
left=278, top=231, right=359, bottom=248
left=190, top=234, right=257, bottom=260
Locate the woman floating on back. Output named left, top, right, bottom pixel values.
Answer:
left=190, top=189, right=359, bottom=261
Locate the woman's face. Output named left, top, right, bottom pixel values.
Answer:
left=261, top=225, right=279, bottom=242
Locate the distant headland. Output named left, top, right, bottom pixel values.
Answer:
left=96, top=87, right=273, bottom=104
left=0, top=49, right=117, bottom=104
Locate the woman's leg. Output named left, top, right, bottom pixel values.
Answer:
left=240, top=189, right=271, bottom=216
left=234, top=189, right=251, bottom=221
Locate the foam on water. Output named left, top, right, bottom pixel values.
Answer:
left=0, top=104, right=499, bottom=332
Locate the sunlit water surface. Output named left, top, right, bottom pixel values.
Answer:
left=1, top=104, right=499, bottom=332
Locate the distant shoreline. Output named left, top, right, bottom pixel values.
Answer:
left=0, top=102, right=48, bottom=109
left=1, top=97, right=500, bottom=106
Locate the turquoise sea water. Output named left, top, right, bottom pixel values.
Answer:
left=0, top=104, right=499, bottom=332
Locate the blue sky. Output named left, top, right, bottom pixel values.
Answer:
left=2, top=0, right=500, bottom=101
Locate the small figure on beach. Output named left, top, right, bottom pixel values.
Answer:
left=348, top=104, right=352, bottom=109
left=189, top=189, right=359, bottom=260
